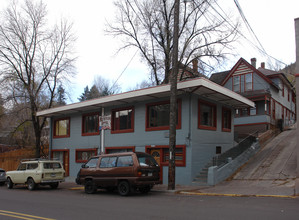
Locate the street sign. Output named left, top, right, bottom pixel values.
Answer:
left=99, top=115, right=111, bottom=130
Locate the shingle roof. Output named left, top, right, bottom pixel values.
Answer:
left=209, top=71, right=230, bottom=85
left=257, top=68, right=277, bottom=76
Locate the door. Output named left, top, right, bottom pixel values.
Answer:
left=52, top=150, right=69, bottom=176
left=148, top=149, right=162, bottom=182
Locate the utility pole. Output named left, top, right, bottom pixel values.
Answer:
left=294, top=17, right=299, bottom=196
left=168, top=0, right=180, bottom=190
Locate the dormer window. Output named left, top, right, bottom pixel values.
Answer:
left=245, top=73, right=253, bottom=91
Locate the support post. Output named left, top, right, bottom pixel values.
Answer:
left=101, top=107, right=105, bottom=154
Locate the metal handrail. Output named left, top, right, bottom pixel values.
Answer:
left=212, top=131, right=258, bottom=167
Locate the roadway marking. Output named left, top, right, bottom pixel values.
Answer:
left=0, top=210, right=55, bottom=220
left=69, top=186, right=84, bottom=190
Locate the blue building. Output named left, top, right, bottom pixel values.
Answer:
left=37, top=77, right=254, bottom=185
left=210, top=58, right=296, bottom=136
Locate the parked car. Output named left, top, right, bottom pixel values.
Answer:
left=0, top=168, right=6, bottom=186
left=6, top=159, right=65, bottom=190
left=76, top=152, right=161, bottom=196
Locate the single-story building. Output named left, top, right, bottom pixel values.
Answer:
left=37, top=77, right=254, bottom=185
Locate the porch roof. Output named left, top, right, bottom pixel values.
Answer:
left=37, top=77, right=255, bottom=117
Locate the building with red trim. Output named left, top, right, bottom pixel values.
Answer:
left=37, top=77, right=254, bottom=185
left=210, top=58, right=296, bottom=136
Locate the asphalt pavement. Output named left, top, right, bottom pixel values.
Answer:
left=64, top=128, right=298, bottom=198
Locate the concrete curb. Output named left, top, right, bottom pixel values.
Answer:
left=177, top=191, right=298, bottom=199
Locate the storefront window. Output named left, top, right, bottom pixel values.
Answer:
left=76, top=148, right=97, bottom=163
left=198, top=100, right=217, bottom=130
left=111, top=107, right=134, bottom=133
left=82, top=113, right=99, bottom=136
left=146, top=100, right=181, bottom=131
left=54, top=118, right=70, bottom=138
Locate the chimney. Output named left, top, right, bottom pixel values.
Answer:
left=251, top=58, right=257, bottom=68
left=192, top=59, right=198, bottom=73
left=261, top=62, right=265, bottom=68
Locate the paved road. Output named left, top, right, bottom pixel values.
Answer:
left=0, top=185, right=298, bottom=220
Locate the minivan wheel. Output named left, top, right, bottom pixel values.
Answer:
left=27, top=178, right=36, bottom=191
left=118, top=181, right=130, bottom=196
left=84, top=180, right=97, bottom=194
left=7, top=178, right=13, bottom=189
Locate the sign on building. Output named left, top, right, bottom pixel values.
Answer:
left=99, top=115, right=111, bottom=130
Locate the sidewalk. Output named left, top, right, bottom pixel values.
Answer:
left=62, top=178, right=297, bottom=198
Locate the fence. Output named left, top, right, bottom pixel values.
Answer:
left=0, top=145, right=49, bottom=171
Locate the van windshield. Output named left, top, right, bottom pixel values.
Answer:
left=137, top=154, right=158, bottom=167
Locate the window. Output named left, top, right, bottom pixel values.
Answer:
left=146, top=145, right=186, bottom=167
left=105, top=146, right=135, bottom=154
left=111, top=107, right=134, bottom=133
left=117, top=156, right=133, bottom=167
left=272, top=100, right=276, bottom=120
left=85, top=158, right=98, bottom=168
left=198, top=100, right=217, bottom=130
left=241, top=108, right=249, bottom=117
left=250, top=107, right=257, bottom=116
left=245, top=73, right=253, bottom=91
left=146, top=100, right=181, bottom=131
left=216, top=146, right=222, bottom=154
left=233, top=75, right=240, bottom=92
left=76, top=148, right=97, bottom=163
left=162, top=148, right=185, bottom=166
left=17, top=163, right=26, bottom=171
left=235, top=109, right=240, bottom=117
left=27, top=163, right=38, bottom=170
left=43, top=163, right=62, bottom=169
left=100, top=157, right=117, bottom=168
left=137, top=154, right=158, bottom=167
left=222, top=108, right=231, bottom=132
left=54, top=118, right=70, bottom=138
left=82, top=113, right=99, bottom=136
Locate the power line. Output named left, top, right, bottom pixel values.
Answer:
left=110, top=48, right=139, bottom=92
left=211, top=0, right=287, bottom=67
left=232, top=0, right=287, bottom=67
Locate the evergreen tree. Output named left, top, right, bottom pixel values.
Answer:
left=56, top=85, right=67, bottom=106
left=89, top=85, right=101, bottom=99
left=78, top=86, right=90, bottom=102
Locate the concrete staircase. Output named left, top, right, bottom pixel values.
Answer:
left=192, top=162, right=213, bottom=185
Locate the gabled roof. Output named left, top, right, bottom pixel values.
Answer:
left=37, top=77, right=254, bottom=117
left=221, top=58, right=273, bottom=85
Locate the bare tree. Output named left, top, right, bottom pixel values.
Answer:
left=0, top=0, right=76, bottom=157
left=93, top=75, right=121, bottom=96
left=106, top=0, right=239, bottom=84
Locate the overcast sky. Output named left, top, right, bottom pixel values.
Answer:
left=2, top=0, right=299, bottom=103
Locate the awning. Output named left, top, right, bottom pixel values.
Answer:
left=37, top=77, right=255, bottom=117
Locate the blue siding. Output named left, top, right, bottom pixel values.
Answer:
left=51, top=93, right=235, bottom=184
